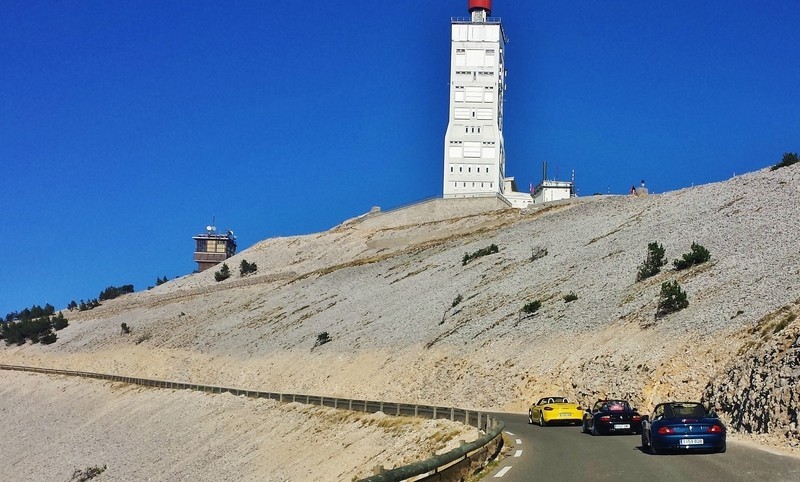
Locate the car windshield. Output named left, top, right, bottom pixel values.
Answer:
left=538, top=397, right=569, bottom=404
left=665, top=403, right=706, bottom=418
left=604, top=400, right=630, bottom=411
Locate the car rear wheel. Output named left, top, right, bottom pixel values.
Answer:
left=539, top=415, right=546, bottom=427
left=649, top=441, right=659, bottom=455
left=717, top=442, right=726, bottom=454
left=591, top=424, right=598, bottom=436
left=528, top=411, right=533, bottom=425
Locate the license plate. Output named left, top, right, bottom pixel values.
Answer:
left=559, top=413, right=572, bottom=417
left=614, top=424, right=630, bottom=429
left=679, top=439, right=703, bottom=445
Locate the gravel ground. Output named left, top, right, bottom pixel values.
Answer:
left=0, top=371, right=477, bottom=481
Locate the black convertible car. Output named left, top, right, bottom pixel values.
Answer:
left=582, top=399, right=642, bottom=435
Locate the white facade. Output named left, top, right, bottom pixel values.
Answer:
left=443, top=12, right=507, bottom=200
left=532, top=180, right=574, bottom=204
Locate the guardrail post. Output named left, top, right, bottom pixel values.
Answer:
left=364, top=400, right=367, bottom=412
left=396, top=403, right=400, bottom=416
left=380, top=401, right=384, bottom=413
left=334, top=398, right=338, bottom=409
left=478, top=412, right=482, bottom=430
left=465, top=409, right=469, bottom=426
left=451, top=407, right=455, bottom=421
left=415, top=405, right=419, bottom=417
left=348, top=399, right=353, bottom=411
left=433, top=407, right=437, bottom=419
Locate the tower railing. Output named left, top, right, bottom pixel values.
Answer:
left=450, top=16, right=502, bottom=24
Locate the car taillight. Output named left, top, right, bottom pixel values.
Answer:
left=707, top=425, right=724, bottom=433
left=599, top=415, right=611, bottom=422
left=543, top=407, right=553, bottom=411
left=632, top=415, right=641, bottom=422
left=576, top=407, right=582, bottom=411
left=657, top=426, right=675, bottom=435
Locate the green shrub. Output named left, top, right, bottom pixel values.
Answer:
left=52, top=312, right=69, bottom=331
left=240, top=259, right=258, bottom=276
left=771, top=152, right=798, bottom=171
left=99, top=284, right=134, bottom=301
left=120, top=322, right=131, bottom=334
left=214, top=263, right=231, bottom=282
left=522, top=300, right=542, bottom=314
left=71, top=465, right=107, bottom=482
left=463, top=244, right=499, bottom=266
left=673, top=242, right=711, bottom=270
left=563, top=292, right=578, bottom=303
left=637, top=242, right=666, bottom=281
left=39, top=330, right=57, bottom=345
left=451, top=294, right=463, bottom=308
left=314, top=332, right=332, bottom=348
left=530, top=246, right=548, bottom=262
left=657, top=280, right=688, bottom=317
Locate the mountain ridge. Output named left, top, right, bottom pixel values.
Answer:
left=2, top=164, right=798, bottom=451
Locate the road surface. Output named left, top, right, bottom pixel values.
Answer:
left=486, top=412, right=800, bottom=481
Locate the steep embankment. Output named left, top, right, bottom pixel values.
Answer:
left=2, top=165, right=799, bottom=453
left=0, top=370, right=477, bottom=481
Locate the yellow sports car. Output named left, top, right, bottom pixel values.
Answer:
left=529, top=397, right=583, bottom=426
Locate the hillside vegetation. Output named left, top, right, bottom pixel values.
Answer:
left=2, top=165, right=799, bottom=453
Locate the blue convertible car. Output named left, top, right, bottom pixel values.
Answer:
left=641, top=402, right=726, bottom=454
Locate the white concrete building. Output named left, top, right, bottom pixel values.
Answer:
left=443, top=1, right=533, bottom=209
left=532, top=180, right=575, bottom=204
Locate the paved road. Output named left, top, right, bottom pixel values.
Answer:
left=486, top=412, right=800, bottom=481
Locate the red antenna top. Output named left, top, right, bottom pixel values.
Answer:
left=469, top=0, right=492, bottom=14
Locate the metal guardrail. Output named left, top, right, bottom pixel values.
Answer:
left=0, top=364, right=503, bottom=481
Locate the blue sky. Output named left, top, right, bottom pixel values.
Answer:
left=2, top=0, right=798, bottom=316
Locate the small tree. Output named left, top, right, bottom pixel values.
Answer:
left=673, top=242, right=711, bottom=270
left=637, top=242, right=666, bottom=281
left=463, top=244, right=499, bottom=266
left=214, top=263, right=231, bottom=282
left=314, top=332, right=331, bottom=348
left=451, top=294, right=463, bottom=308
left=563, top=292, right=578, bottom=303
left=39, top=330, right=57, bottom=345
left=240, top=259, right=258, bottom=276
left=530, top=246, right=548, bottom=262
left=522, top=300, right=542, bottom=315
left=120, top=322, right=131, bottom=334
left=657, top=280, right=688, bottom=317
left=771, top=152, right=799, bottom=171
left=52, top=312, right=69, bottom=331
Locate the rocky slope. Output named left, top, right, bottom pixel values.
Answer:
left=0, top=370, right=477, bottom=481
left=2, top=164, right=799, bottom=456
